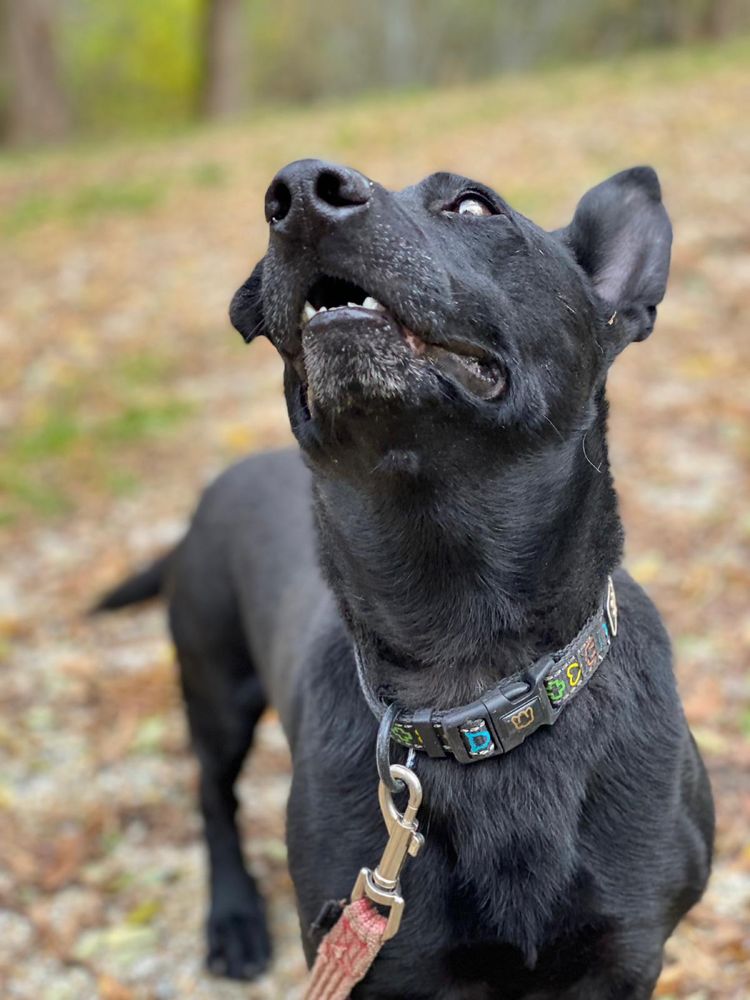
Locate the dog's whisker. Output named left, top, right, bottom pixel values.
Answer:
left=543, top=414, right=564, bottom=441
left=581, top=432, right=603, bottom=473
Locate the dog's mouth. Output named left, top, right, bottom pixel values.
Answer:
left=295, top=274, right=507, bottom=412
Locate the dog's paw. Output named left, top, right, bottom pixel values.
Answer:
left=206, top=900, right=272, bottom=981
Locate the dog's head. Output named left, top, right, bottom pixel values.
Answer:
left=230, top=160, right=671, bottom=471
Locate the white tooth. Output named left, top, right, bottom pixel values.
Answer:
left=317, top=306, right=327, bottom=313
left=302, top=301, right=316, bottom=323
left=362, top=296, right=378, bottom=310
left=347, top=301, right=357, bottom=307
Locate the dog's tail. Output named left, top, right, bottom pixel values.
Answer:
left=91, top=550, right=173, bottom=613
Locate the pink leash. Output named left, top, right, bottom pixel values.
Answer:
left=303, top=898, right=388, bottom=1000
left=304, top=764, right=424, bottom=999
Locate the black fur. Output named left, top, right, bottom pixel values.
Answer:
left=100, top=160, right=713, bottom=997
left=93, top=552, right=171, bottom=611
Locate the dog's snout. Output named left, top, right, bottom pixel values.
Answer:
left=265, top=159, right=372, bottom=235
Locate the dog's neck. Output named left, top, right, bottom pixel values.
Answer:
left=312, top=399, right=623, bottom=709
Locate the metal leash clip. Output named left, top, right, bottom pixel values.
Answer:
left=351, top=764, right=424, bottom=941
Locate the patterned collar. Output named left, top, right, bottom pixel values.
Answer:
left=374, top=577, right=619, bottom=764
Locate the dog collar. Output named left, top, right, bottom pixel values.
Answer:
left=377, top=577, right=618, bottom=764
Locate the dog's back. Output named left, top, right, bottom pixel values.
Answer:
left=166, top=448, right=322, bottom=734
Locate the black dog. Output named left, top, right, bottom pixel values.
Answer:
left=98, top=161, right=714, bottom=998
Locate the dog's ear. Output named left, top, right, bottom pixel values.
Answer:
left=559, top=166, right=672, bottom=355
left=229, top=259, right=265, bottom=343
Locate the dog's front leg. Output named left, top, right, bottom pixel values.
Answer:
left=177, top=646, right=272, bottom=981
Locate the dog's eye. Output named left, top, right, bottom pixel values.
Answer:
left=446, top=193, right=495, bottom=217
left=458, top=197, right=492, bottom=217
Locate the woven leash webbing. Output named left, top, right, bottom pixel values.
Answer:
left=303, top=897, right=388, bottom=1000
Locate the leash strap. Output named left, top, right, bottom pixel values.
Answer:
left=303, top=897, right=388, bottom=1000
left=305, top=764, right=424, bottom=999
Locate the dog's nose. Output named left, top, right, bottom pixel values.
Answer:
left=264, top=159, right=372, bottom=235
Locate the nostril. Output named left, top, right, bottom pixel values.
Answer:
left=315, top=169, right=370, bottom=209
left=265, top=161, right=371, bottom=233
left=265, top=180, right=292, bottom=224
left=316, top=170, right=347, bottom=208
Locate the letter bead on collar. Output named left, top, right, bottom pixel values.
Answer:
left=388, top=578, right=618, bottom=764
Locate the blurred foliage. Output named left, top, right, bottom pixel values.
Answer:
left=1, top=0, right=748, bottom=141
left=60, top=0, right=201, bottom=132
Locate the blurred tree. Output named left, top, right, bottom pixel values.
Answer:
left=61, top=0, right=199, bottom=134
left=383, top=0, right=416, bottom=87
left=704, top=0, right=747, bottom=37
left=1, top=0, right=69, bottom=143
left=3, top=0, right=750, bottom=145
left=196, top=0, right=247, bottom=118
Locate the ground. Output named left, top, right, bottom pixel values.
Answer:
left=0, top=39, right=748, bottom=1000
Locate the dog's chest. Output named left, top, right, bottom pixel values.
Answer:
left=358, top=914, right=616, bottom=999
left=291, top=640, right=619, bottom=996
left=292, top=730, right=605, bottom=998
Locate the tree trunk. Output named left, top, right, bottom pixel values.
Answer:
left=382, top=0, right=416, bottom=88
left=196, top=0, right=247, bottom=119
left=2, top=0, right=69, bottom=144
left=701, top=0, right=745, bottom=39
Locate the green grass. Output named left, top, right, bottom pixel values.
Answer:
left=0, top=158, right=229, bottom=235
left=99, top=399, right=193, bottom=443
left=0, top=354, right=193, bottom=523
left=188, top=160, right=228, bottom=188
left=1, top=179, right=165, bottom=235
